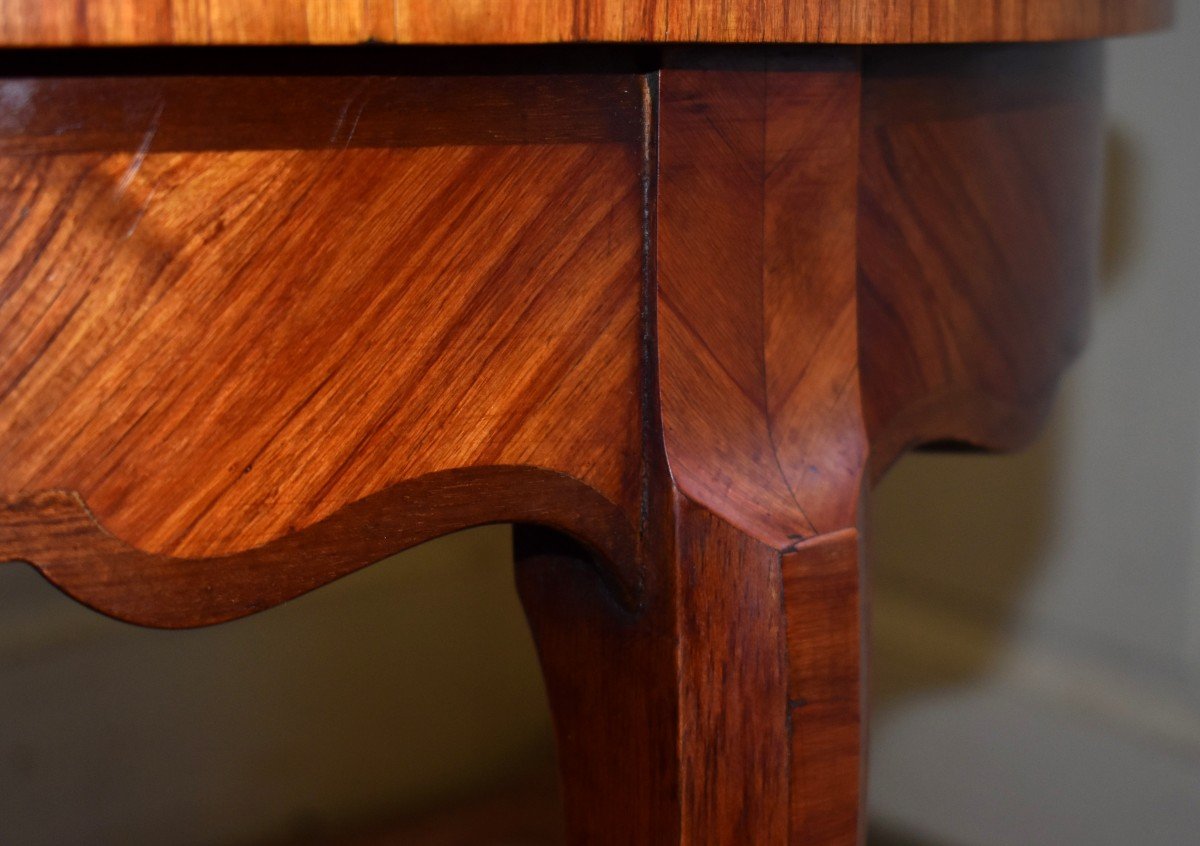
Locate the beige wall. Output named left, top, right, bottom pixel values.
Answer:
left=0, top=526, right=552, bottom=845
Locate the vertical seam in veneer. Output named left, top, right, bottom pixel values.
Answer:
left=758, top=56, right=818, bottom=539
left=638, top=69, right=661, bottom=605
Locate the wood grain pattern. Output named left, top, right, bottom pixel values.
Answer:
left=0, top=0, right=1172, bottom=45
left=655, top=49, right=866, bottom=539
left=514, top=520, right=679, bottom=845
left=784, top=530, right=863, bottom=845
left=0, top=73, right=644, bottom=559
left=656, top=52, right=866, bottom=845
left=0, top=43, right=1113, bottom=845
left=1, top=468, right=638, bottom=627
left=657, top=57, right=820, bottom=549
left=672, top=498, right=790, bottom=844
left=858, top=44, right=1105, bottom=476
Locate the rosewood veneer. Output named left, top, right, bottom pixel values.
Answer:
left=0, top=2, right=1171, bottom=843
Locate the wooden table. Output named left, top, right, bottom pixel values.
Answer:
left=0, top=2, right=1171, bottom=844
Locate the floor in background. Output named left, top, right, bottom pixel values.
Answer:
left=270, top=768, right=564, bottom=846
left=270, top=767, right=947, bottom=846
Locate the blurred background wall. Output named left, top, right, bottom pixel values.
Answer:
left=0, top=525, right=556, bottom=845
left=1, top=9, right=1197, bottom=845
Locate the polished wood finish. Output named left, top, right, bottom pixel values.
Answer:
left=1, top=470, right=637, bottom=626
left=0, top=0, right=1171, bottom=45
left=656, top=52, right=865, bottom=844
left=859, top=44, right=1104, bottom=476
left=0, top=42, right=1110, bottom=845
left=0, top=71, right=643, bottom=562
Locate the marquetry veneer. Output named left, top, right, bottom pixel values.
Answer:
left=0, top=2, right=1170, bottom=842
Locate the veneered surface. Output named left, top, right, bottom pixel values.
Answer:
left=858, top=44, right=1104, bottom=475
left=0, top=74, right=645, bottom=558
left=0, top=45, right=1114, bottom=846
left=0, top=0, right=1172, bottom=45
